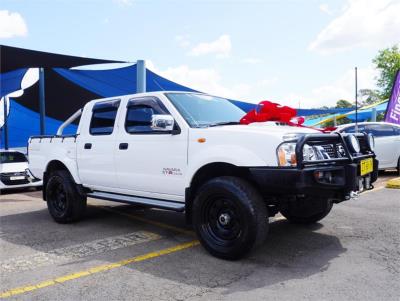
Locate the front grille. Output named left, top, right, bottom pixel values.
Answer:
left=320, top=143, right=346, bottom=159
left=0, top=171, right=30, bottom=186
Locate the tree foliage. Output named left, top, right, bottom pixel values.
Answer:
left=335, top=99, right=353, bottom=108
left=373, top=45, right=400, bottom=99
left=358, top=89, right=380, bottom=105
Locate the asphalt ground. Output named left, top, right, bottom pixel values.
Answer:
left=0, top=172, right=399, bottom=301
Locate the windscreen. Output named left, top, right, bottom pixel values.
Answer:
left=0, top=152, right=28, bottom=164
left=166, top=93, right=245, bottom=127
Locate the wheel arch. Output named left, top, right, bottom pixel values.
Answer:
left=185, top=162, right=256, bottom=224
left=43, top=160, right=77, bottom=201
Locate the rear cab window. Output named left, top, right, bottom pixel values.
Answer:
left=89, top=99, right=120, bottom=135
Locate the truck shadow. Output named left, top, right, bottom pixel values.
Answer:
left=0, top=203, right=346, bottom=293
left=120, top=210, right=346, bottom=292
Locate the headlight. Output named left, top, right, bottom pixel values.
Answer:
left=303, top=144, right=316, bottom=161
left=367, top=133, right=375, bottom=151
left=347, top=134, right=360, bottom=153
left=277, top=142, right=297, bottom=166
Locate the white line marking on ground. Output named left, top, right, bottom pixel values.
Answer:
left=0, top=231, right=160, bottom=274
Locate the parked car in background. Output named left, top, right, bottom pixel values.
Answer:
left=0, top=150, right=42, bottom=192
left=336, top=122, right=400, bottom=173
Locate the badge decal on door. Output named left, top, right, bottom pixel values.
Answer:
left=162, top=168, right=182, bottom=176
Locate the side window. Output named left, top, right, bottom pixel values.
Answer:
left=125, top=97, right=170, bottom=134
left=89, top=100, right=120, bottom=135
left=366, top=124, right=396, bottom=137
left=343, top=126, right=355, bottom=133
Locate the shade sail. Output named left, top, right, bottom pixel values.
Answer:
left=0, top=68, right=28, bottom=98
left=0, top=45, right=125, bottom=73
left=53, top=66, right=196, bottom=97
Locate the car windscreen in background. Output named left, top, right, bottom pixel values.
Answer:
left=0, top=152, right=28, bottom=164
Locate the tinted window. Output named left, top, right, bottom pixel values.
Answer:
left=366, top=124, right=396, bottom=137
left=341, top=125, right=366, bottom=133
left=89, top=101, right=119, bottom=135
left=125, top=97, right=170, bottom=134
left=0, top=152, right=27, bottom=164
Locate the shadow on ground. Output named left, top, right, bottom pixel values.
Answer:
left=0, top=201, right=346, bottom=292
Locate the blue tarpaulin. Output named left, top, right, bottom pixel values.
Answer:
left=0, top=99, right=77, bottom=148
left=0, top=68, right=27, bottom=98
left=54, top=65, right=196, bottom=97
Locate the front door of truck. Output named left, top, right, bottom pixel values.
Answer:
left=77, top=99, right=120, bottom=189
left=115, top=97, right=187, bottom=199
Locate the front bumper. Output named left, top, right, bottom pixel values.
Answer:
left=250, top=132, right=378, bottom=201
left=250, top=158, right=378, bottom=200
left=0, top=169, right=42, bottom=190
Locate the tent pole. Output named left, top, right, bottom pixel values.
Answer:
left=39, top=67, right=46, bottom=135
left=136, top=60, right=146, bottom=93
left=3, top=96, right=9, bottom=150
left=371, top=108, right=377, bottom=122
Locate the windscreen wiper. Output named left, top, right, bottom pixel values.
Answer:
left=207, top=121, right=241, bottom=127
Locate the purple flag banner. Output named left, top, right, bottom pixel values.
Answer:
left=384, top=70, right=400, bottom=125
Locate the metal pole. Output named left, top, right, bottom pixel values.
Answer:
left=136, top=60, right=146, bottom=93
left=355, top=67, right=358, bottom=132
left=371, top=108, right=377, bottom=122
left=3, top=96, right=9, bottom=150
left=39, top=67, right=46, bottom=135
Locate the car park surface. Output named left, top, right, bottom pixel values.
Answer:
left=0, top=173, right=398, bottom=301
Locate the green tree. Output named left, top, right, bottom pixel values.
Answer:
left=358, top=89, right=380, bottom=105
left=373, top=45, right=400, bottom=99
left=335, top=99, right=353, bottom=108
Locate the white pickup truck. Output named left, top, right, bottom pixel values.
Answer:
left=28, top=92, right=378, bottom=259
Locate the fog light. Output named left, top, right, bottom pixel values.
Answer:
left=314, top=171, right=324, bottom=180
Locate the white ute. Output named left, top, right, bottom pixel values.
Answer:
left=28, top=92, right=378, bottom=259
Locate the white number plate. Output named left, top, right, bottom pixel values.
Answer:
left=10, top=176, right=25, bottom=180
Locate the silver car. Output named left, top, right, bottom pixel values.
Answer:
left=336, top=122, right=400, bottom=173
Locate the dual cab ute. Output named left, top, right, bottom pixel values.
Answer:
left=28, top=92, right=378, bottom=259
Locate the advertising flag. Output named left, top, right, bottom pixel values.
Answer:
left=384, top=70, right=400, bottom=125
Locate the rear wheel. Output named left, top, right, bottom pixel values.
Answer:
left=397, top=157, right=400, bottom=175
left=192, top=176, right=268, bottom=260
left=280, top=196, right=333, bottom=224
left=46, top=170, right=86, bottom=223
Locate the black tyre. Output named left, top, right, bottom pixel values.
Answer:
left=397, top=157, right=400, bottom=176
left=46, top=170, right=87, bottom=223
left=280, top=196, right=333, bottom=224
left=192, top=176, right=268, bottom=260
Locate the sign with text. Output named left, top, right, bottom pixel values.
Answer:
left=385, top=70, right=400, bottom=125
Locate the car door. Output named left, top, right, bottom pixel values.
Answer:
left=115, top=96, right=187, bottom=200
left=77, top=99, right=120, bottom=189
left=365, top=124, right=398, bottom=169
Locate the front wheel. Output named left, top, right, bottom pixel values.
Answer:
left=192, top=177, right=268, bottom=260
left=46, top=170, right=87, bottom=223
left=280, top=196, right=333, bottom=224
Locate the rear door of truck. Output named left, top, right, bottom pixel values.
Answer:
left=76, top=99, right=121, bottom=189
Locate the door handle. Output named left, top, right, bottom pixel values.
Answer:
left=119, top=143, right=129, bottom=150
left=84, top=143, right=92, bottom=150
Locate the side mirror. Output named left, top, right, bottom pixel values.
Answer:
left=151, top=114, right=175, bottom=131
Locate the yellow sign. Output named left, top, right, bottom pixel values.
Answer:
left=360, top=158, right=373, bottom=176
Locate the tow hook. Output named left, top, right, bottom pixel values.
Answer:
left=345, top=191, right=359, bottom=200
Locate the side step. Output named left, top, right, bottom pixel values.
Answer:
left=87, top=191, right=185, bottom=212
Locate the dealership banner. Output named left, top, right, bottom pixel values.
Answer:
left=384, top=70, right=400, bottom=125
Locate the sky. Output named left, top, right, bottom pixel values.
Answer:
left=0, top=0, right=399, bottom=108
